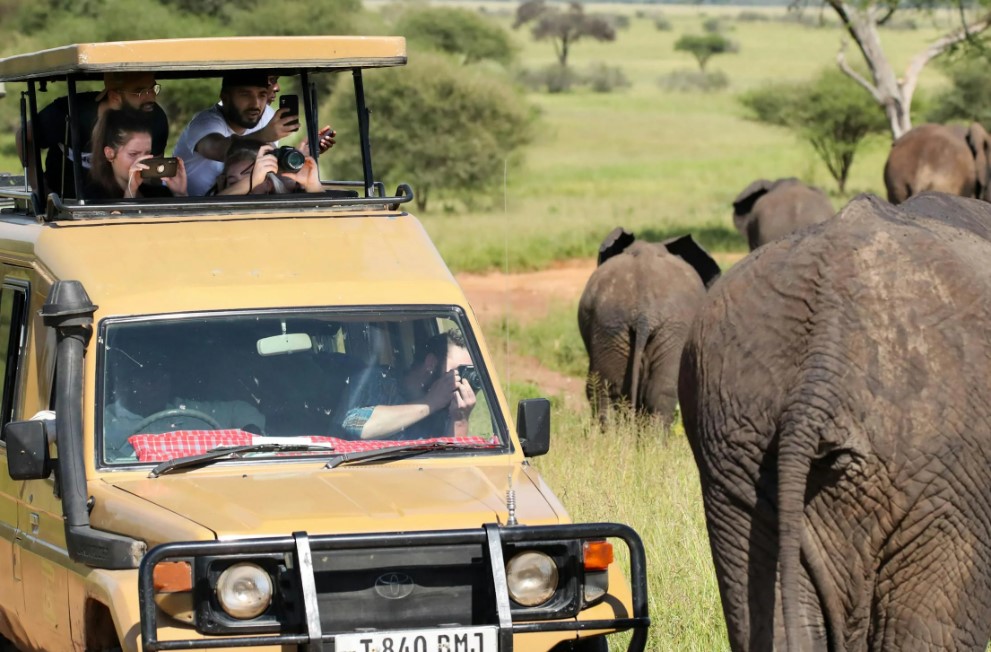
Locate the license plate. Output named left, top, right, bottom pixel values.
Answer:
left=335, top=626, right=498, bottom=652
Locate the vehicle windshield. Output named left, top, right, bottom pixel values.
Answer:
left=99, top=309, right=505, bottom=466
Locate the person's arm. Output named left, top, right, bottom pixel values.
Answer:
left=341, top=371, right=458, bottom=440
left=216, top=145, right=279, bottom=196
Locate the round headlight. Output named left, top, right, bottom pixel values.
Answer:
left=216, top=563, right=273, bottom=619
left=506, top=551, right=559, bottom=607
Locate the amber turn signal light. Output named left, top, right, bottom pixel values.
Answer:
left=583, top=540, right=613, bottom=571
left=153, top=561, right=193, bottom=593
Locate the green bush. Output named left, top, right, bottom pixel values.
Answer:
left=926, top=55, right=991, bottom=129
left=393, top=7, right=517, bottom=66
left=518, top=64, right=581, bottom=93
left=658, top=69, right=729, bottom=93
left=328, top=52, right=534, bottom=212
left=585, top=62, right=630, bottom=93
left=653, top=15, right=672, bottom=31
left=736, top=10, right=770, bottom=22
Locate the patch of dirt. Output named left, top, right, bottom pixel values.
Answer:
left=457, top=259, right=595, bottom=411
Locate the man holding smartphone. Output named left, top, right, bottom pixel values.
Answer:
left=175, top=72, right=336, bottom=196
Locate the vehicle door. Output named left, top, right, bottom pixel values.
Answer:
left=5, top=272, right=73, bottom=651
left=0, top=276, right=27, bottom=642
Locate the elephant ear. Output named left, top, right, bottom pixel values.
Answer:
left=662, top=234, right=722, bottom=288
left=597, top=227, right=636, bottom=266
left=966, top=122, right=991, bottom=201
left=731, top=179, right=773, bottom=231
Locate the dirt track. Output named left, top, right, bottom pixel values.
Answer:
left=455, top=259, right=596, bottom=411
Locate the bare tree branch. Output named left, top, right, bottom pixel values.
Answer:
left=836, top=40, right=885, bottom=104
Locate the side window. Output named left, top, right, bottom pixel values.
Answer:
left=0, top=283, right=28, bottom=427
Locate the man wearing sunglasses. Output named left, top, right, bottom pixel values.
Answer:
left=16, top=71, right=169, bottom=200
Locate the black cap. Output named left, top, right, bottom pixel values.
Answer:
left=221, top=71, right=271, bottom=89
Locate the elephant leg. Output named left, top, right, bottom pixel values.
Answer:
left=585, top=371, right=610, bottom=429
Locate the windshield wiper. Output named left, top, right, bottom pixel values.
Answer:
left=149, top=443, right=336, bottom=478
left=324, top=441, right=499, bottom=470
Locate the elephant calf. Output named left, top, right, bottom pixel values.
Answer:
left=578, top=228, right=719, bottom=427
left=680, top=192, right=991, bottom=651
left=731, top=177, right=835, bottom=251
left=883, top=122, right=991, bottom=204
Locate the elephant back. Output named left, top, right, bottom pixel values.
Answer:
left=884, top=123, right=977, bottom=204
left=679, top=192, right=991, bottom=650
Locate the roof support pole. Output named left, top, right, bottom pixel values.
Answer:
left=352, top=68, right=375, bottom=198
left=65, top=78, right=85, bottom=202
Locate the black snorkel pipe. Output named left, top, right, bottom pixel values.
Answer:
left=42, top=281, right=145, bottom=569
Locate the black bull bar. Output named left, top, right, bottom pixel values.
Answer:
left=138, top=522, right=650, bottom=651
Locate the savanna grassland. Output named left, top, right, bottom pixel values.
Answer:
left=416, top=3, right=956, bottom=273
left=412, top=5, right=960, bottom=649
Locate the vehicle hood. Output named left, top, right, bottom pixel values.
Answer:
left=106, top=464, right=563, bottom=538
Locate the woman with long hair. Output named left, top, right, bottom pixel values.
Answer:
left=88, top=108, right=187, bottom=198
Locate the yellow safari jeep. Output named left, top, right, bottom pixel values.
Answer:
left=0, top=37, right=648, bottom=652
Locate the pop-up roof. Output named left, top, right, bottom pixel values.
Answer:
left=0, top=36, right=407, bottom=82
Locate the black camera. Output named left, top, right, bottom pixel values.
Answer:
left=273, top=146, right=305, bottom=173
left=457, top=364, right=483, bottom=393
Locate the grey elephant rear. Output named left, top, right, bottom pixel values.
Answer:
left=579, top=233, right=715, bottom=427
left=732, top=177, right=836, bottom=251
left=679, top=193, right=991, bottom=651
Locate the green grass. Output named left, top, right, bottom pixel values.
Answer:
left=417, top=7, right=959, bottom=272
left=533, top=409, right=727, bottom=650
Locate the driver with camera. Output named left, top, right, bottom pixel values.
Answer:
left=339, top=330, right=479, bottom=440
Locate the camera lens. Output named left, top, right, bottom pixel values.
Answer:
left=275, top=146, right=305, bottom=172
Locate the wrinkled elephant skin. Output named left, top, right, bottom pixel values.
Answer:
left=679, top=192, right=991, bottom=651
left=732, top=177, right=835, bottom=251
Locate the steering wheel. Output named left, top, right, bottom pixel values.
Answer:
left=131, top=408, right=222, bottom=436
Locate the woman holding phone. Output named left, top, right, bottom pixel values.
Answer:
left=88, top=108, right=188, bottom=199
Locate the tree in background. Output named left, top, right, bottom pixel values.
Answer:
left=740, top=68, right=888, bottom=193
left=812, top=0, right=991, bottom=139
left=674, top=33, right=736, bottom=73
left=513, top=0, right=615, bottom=68
left=395, top=7, right=516, bottom=66
left=926, top=55, right=991, bottom=128
left=327, top=52, right=534, bottom=212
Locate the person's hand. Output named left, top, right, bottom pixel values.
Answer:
left=448, top=372, right=477, bottom=423
left=258, top=108, right=301, bottom=143
left=424, top=369, right=459, bottom=414
left=300, top=126, right=336, bottom=155
left=283, top=156, right=323, bottom=193
left=125, top=154, right=154, bottom=198
left=251, top=145, right=279, bottom=193
left=163, top=157, right=188, bottom=197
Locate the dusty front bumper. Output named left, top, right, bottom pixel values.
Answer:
left=138, top=523, right=649, bottom=651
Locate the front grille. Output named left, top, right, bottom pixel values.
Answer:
left=307, top=544, right=495, bottom=631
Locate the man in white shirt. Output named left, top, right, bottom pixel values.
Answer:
left=173, top=71, right=299, bottom=196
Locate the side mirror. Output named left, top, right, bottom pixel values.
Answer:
left=517, top=398, right=550, bottom=457
left=4, top=420, right=53, bottom=480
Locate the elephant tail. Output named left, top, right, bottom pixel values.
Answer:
left=628, top=319, right=648, bottom=412
left=777, top=416, right=816, bottom=651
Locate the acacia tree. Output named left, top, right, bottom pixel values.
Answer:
left=513, top=0, right=616, bottom=68
left=820, top=0, right=991, bottom=139
left=740, top=68, right=889, bottom=193
left=674, top=33, right=736, bottom=72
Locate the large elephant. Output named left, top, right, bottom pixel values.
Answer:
left=678, top=192, right=991, bottom=651
left=731, top=177, right=835, bottom=251
left=578, top=228, right=720, bottom=427
left=883, top=122, right=991, bottom=204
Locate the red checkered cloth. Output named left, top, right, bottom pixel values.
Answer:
left=129, top=431, right=499, bottom=463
